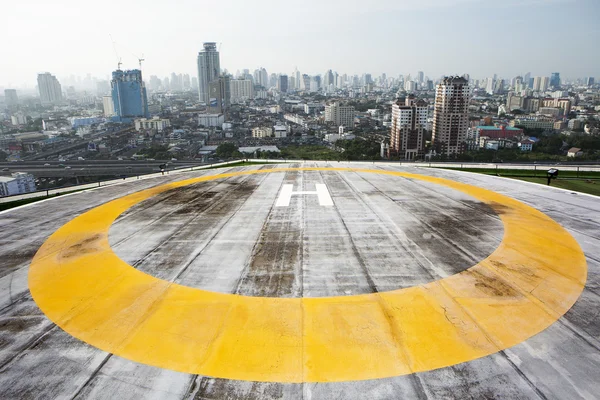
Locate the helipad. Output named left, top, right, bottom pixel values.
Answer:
left=1, top=163, right=599, bottom=399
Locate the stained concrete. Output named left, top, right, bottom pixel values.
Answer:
left=0, top=162, right=599, bottom=399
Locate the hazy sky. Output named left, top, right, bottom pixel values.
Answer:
left=2, top=0, right=599, bottom=88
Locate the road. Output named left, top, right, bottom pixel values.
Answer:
left=0, top=162, right=598, bottom=399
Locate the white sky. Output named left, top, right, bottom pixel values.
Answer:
left=1, top=0, right=598, bottom=88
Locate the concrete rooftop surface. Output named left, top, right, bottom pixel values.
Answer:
left=0, top=162, right=599, bottom=399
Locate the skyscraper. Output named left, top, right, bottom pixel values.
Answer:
left=277, top=75, right=288, bottom=93
left=197, top=42, right=221, bottom=103
left=37, top=73, right=63, bottom=105
left=4, top=89, right=18, bottom=107
left=550, top=72, right=561, bottom=88
left=432, top=76, right=471, bottom=156
left=111, top=69, right=149, bottom=121
left=207, top=75, right=230, bottom=114
left=390, top=95, right=428, bottom=160
left=417, top=71, right=424, bottom=83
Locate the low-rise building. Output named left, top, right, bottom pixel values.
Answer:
left=135, top=117, right=171, bottom=132
left=567, top=147, right=583, bottom=157
left=510, top=117, right=556, bottom=130
left=518, top=139, right=534, bottom=152
left=0, top=172, right=36, bottom=196
left=198, top=114, right=225, bottom=127
left=252, top=127, right=273, bottom=138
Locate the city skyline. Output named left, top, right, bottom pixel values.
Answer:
left=2, top=0, right=599, bottom=89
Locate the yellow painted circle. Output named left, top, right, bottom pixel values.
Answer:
left=28, top=168, right=587, bottom=383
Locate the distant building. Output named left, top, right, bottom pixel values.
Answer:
left=474, top=126, right=523, bottom=139
left=4, top=89, right=18, bottom=107
left=518, top=139, right=534, bottom=152
left=432, top=76, right=471, bottom=155
left=277, top=75, right=288, bottom=93
left=208, top=75, right=230, bottom=114
left=252, top=127, right=273, bottom=138
left=10, top=113, right=27, bottom=126
left=390, top=95, right=428, bottom=160
left=111, top=69, right=149, bottom=121
left=102, top=95, right=114, bottom=117
left=198, top=114, right=224, bottom=127
left=37, top=73, right=63, bottom=105
left=230, top=79, right=254, bottom=103
left=273, top=124, right=287, bottom=138
left=0, top=173, right=36, bottom=197
left=550, top=72, right=561, bottom=88
left=587, top=77, right=595, bottom=87
left=510, top=116, right=555, bottom=130
left=324, top=102, right=355, bottom=128
left=197, top=42, right=221, bottom=103
left=567, top=147, right=583, bottom=158
left=568, top=119, right=583, bottom=130
left=134, top=117, right=171, bottom=132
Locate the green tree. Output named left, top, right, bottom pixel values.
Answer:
left=216, top=142, right=239, bottom=158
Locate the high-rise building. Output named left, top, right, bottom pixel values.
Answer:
left=550, top=72, right=561, bottom=88
left=390, top=95, right=428, bottom=160
left=432, top=76, right=471, bottom=156
left=230, top=79, right=254, bottom=103
left=191, top=77, right=198, bottom=90
left=197, top=42, right=221, bottom=103
left=324, top=70, right=334, bottom=88
left=417, top=71, right=424, bottom=83
left=183, top=74, right=191, bottom=90
left=588, top=77, right=595, bottom=87
left=301, top=74, right=311, bottom=91
left=111, top=69, right=149, bottom=121
left=485, top=77, right=495, bottom=94
left=102, top=95, right=114, bottom=117
left=4, top=89, right=18, bottom=107
left=532, top=76, right=542, bottom=91
left=277, top=75, right=288, bottom=93
left=540, top=76, right=550, bottom=92
left=524, top=72, right=531, bottom=87
left=37, top=72, right=63, bottom=105
left=324, top=102, right=355, bottom=128
left=207, top=75, right=230, bottom=114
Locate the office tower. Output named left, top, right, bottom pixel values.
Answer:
left=524, top=72, right=531, bottom=86
left=301, top=74, right=311, bottom=91
left=162, top=76, right=170, bottom=91
left=197, top=42, right=221, bottom=103
left=37, top=72, right=63, bottom=105
left=4, top=89, right=18, bottom=107
left=404, top=80, right=416, bottom=92
left=269, top=73, right=277, bottom=89
left=532, top=76, right=542, bottom=91
left=277, top=75, right=288, bottom=93
left=390, top=95, right=428, bottom=160
left=432, top=76, right=471, bottom=156
left=550, top=72, right=561, bottom=88
left=171, top=73, right=181, bottom=91
left=540, top=76, right=550, bottom=92
left=111, top=69, right=149, bottom=121
left=294, top=68, right=301, bottom=89
left=182, top=74, right=191, bottom=90
left=288, top=76, right=296, bottom=91
left=485, top=77, right=495, bottom=94
left=207, top=75, right=230, bottom=114
left=324, top=102, right=355, bottom=128
left=230, top=79, right=254, bottom=103
left=324, top=70, right=334, bottom=87
left=191, top=77, right=198, bottom=90
left=588, top=77, right=595, bottom=87
left=417, top=71, right=424, bottom=83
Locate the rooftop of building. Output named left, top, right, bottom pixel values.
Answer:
left=476, top=126, right=522, bottom=130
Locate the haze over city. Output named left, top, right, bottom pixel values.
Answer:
left=2, top=0, right=599, bottom=88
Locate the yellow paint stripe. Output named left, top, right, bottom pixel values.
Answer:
left=28, top=168, right=587, bottom=383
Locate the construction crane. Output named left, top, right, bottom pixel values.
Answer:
left=138, top=55, right=145, bottom=70
left=109, top=34, right=122, bottom=70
